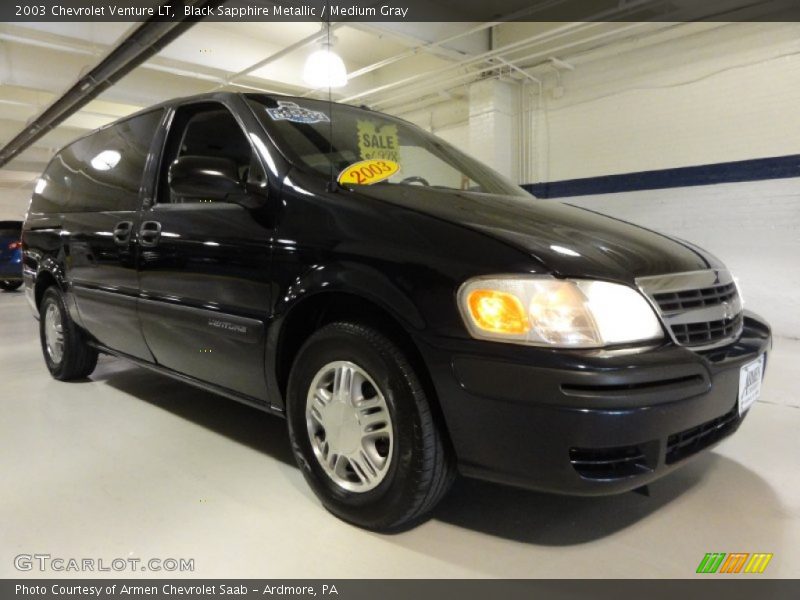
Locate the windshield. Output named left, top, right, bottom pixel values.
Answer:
left=247, top=95, right=530, bottom=198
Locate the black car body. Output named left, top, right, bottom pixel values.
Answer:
left=22, top=92, right=770, bottom=529
left=0, top=220, right=23, bottom=291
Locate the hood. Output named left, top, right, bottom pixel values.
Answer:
left=352, top=185, right=710, bottom=283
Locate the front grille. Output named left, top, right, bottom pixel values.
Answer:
left=670, top=313, right=743, bottom=346
left=569, top=444, right=652, bottom=480
left=665, top=405, right=740, bottom=465
left=653, top=281, right=737, bottom=312
left=637, top=270, right=743, bottom=350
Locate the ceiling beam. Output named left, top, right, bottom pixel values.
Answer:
left=347, top=23, right=490, bottom=62
left=0, top=1, right=220, bottom=168
left=0, top=22, right=325, bottom=99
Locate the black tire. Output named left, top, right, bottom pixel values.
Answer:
left=39, top=286, right=98, bottom=381
left=0, top=280, right=22, bottom=291
left=287, top=322, right=455, bottom=531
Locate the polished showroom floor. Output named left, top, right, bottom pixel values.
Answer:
left=1, top=290, right=798, bottom=578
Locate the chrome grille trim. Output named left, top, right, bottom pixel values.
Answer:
left=652, top=281, right=737, bottom=312
left=636, top=269, right=743, bottom=351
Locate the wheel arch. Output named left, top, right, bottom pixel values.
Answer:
left=33, top=269, right=60, bottom=310
left=269, top=286, right=453, bottom=452
left=272, top=289, right=424, bottom=400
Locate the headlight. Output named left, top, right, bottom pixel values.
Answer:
left=458, top=276, right=664, bottom=348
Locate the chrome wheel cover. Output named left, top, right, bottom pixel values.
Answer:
left=305, top=361, right=394, bottom=492
left=44, top=302, right=65, bottom=365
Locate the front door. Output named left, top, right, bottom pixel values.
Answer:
left=136, top=101, right=274, bottom=400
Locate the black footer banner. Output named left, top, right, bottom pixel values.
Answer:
left=4, top=579, right=800, bottom=600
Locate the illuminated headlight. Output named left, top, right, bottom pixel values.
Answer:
left=458, top=276, right=664, bottom=348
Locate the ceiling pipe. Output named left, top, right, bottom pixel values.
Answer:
left=0, top=0, right=223, bottom=169
left=301, top=0, right=579, bottom=99
left=344, top=0, right=578, bottom=76
left=371, top=21, right=660, bottom=112
left=299, top=20, right=507, bottom=100
left=341, top=0, right=749, bottom=106
left=341, top=20, right=614, bottom=104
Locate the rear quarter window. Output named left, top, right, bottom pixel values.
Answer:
left=30, top=109, right=163, bottom=214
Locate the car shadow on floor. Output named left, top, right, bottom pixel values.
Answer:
left=91, top=360, right=781, bottom=548
left=429, top=452, right=776, bottom=546
left=93, top=360, right=296, bottom=467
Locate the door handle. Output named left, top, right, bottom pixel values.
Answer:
left=139, top=221, right=162, bottom=247
left=113, top=221, right=133, bottom=245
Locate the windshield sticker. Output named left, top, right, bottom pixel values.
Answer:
left=338, top=159, right=400, bottom=186
left=357, top=120, right=400, bottom=162
left=266, top=101, right=330, bottom=124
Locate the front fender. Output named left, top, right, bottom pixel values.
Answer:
left=265, top=260, right=427, bottom=410
left=274, top=260, right=425, bottom=330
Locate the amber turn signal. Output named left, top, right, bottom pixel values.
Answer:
left=466, top=289, right=530, bottom=334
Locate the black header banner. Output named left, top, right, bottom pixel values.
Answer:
left=2, top=0, right=800, bottom=23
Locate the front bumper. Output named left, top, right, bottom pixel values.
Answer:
left=416, top=310, right=771, bottom=495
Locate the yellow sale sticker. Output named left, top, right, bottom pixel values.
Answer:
left=337, top=159, right=400, bottom=186
left=357, top=120, right=400, bottom=162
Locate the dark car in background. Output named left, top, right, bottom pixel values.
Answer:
left=0, top=220, right=23, bottom=291
left=22, top=93, right=771, bottom=531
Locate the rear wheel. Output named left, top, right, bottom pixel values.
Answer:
left=39, top=287, right=98, bottom=381
left=0, top=280, right=22, bottom=291
left=287, top=321, right=454, bottom=531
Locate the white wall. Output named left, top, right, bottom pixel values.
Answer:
left=0, top=189, right=31, bottom=221
left=395, top=23, right=800, bottom=183
left=436, top=123, right=470, bottom=151
left=467, top=79, right=520, bottom=182
left=397, top=80, right=520, bottom=181
left=537, top=21, right=800, bottom=181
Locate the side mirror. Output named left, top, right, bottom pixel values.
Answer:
left=168, top=155, right=243, bottom=201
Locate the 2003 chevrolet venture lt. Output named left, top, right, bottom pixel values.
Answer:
left=22, top=92, right=770, bottom=530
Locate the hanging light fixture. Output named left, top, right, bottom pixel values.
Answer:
left=303, top=26, right=347, bottom=89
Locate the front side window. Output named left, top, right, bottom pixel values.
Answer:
left=247, top=95, right=529, bottom=198
left=156, top=103, right=257, bottom=204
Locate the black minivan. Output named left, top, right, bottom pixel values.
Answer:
left=23, top=92, right=770, bottom=530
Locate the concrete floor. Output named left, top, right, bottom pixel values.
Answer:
left=1, top=290, right=798, bottom=579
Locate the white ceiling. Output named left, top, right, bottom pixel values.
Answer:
left=0, top=2, right=784, bottom=212
left=0, top=21, right=491, bottom=191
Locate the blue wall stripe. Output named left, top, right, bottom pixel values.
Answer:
left=522, top=154, right=800, bottom=198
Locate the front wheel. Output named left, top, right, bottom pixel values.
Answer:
left=287, top=322, right=454, bottom=531
left=0, top=280, right=22, bottom=291
left=39, top=287, right=98, bottom=381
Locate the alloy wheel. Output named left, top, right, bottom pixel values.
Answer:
left=305, top=361, right=394, bottom=492
left=44, top=302, right=65, bottom=364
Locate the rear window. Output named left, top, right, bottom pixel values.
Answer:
left=30, top=110, right=163, bottom=214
